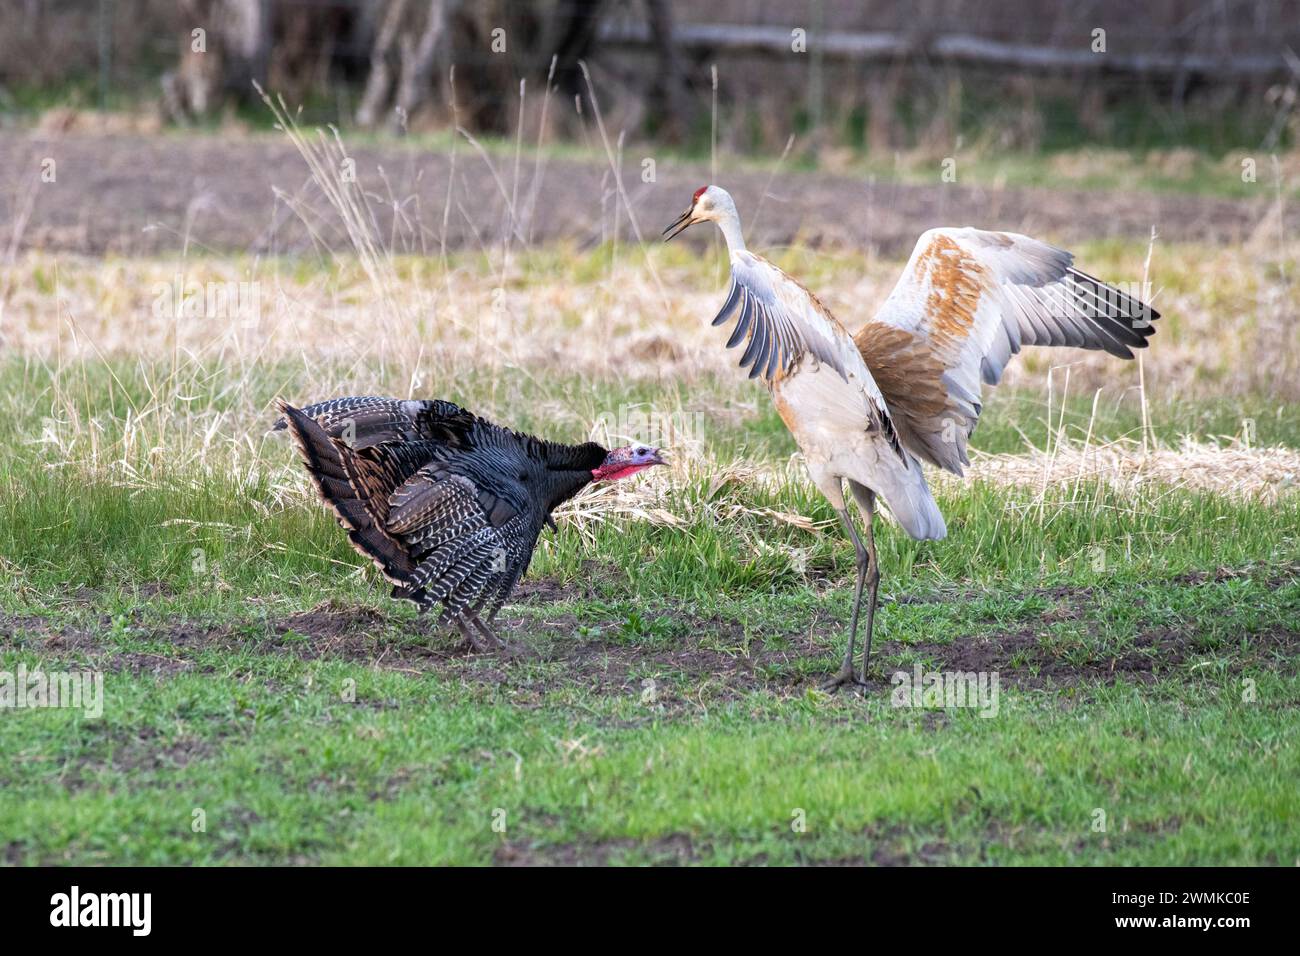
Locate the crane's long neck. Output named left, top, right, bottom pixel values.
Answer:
left=715, top=210, right=747, bottom=254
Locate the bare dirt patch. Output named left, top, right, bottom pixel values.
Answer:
left=252, top=597, right=825, bottom=701
left=894, top=624, right=1300, bottom=689
left=6, top=577, right=1295, bottom=698
left=892, top=565, right=1297, bottom=606
left=495, top=832, right=699, bottom=866
left=54, top=725, right=217, bottom=791
left=493, top=825, right=955, bottom=866
left=1, top=131, right=1282, bottom=257
left=3, top=613, right=195, bottom=677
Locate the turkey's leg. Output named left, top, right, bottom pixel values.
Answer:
left=454, top=617, right=494, bottom=653
left=467, top=611, right=508, bottom=651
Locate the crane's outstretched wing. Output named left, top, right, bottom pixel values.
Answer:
left=718, top=251, right=904, bottom=463
left=856, top=228, right=1160, bottom=474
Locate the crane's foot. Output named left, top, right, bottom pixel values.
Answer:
left=819, top=665, right=868, bottom=693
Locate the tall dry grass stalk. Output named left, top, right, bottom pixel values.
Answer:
left=7, top=229, right=1296, bottom=476
left=1138, top=226, right=1158, bottom=454
left=5, top=71, right=1297, bottom=514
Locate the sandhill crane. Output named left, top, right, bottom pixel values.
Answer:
left=275, top=396, right=664, bottom=650
left=665, top=186, right=1159, bottom=690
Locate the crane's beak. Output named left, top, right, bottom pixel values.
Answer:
left=662, top=208, right=695, bottom=242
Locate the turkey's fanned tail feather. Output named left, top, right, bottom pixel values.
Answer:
left=275, top=400, right=416, bottom=583
left=275, top=396, right=604, bottom=631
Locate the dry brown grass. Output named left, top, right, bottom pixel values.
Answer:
left=5, top=89, right=1296, bottom=405
left=551, top=435, right=1300, bottom=540
left=2, top=235, right=1294, bottom=395
left=959, top=438, right=1300, bottom=503
left=2, top=107, right=1295, bottom=512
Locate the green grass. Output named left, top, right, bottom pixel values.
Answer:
left=2, top=561, right=1297, bottom=864
left=1, top=346, right=1298, bottom=864
left=2, top=663, right=1295, bottom=865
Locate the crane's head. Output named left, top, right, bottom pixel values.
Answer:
left=591, top=444, right=666, bottom=482
left=663, top=185, right=737, bottom=241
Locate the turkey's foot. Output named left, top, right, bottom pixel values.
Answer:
left=454, top=614, right=514, bottom=655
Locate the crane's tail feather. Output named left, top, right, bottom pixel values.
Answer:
left=889, top=481, right=947, bottom=541
left=275, top=400, right=417, bottom=584
left=866, top=461, right=947, bottom=542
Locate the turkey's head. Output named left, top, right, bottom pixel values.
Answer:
left=591, top=445, right=666, bottom=482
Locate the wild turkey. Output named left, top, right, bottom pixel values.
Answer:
left=273, top=396, right=664, bottom=649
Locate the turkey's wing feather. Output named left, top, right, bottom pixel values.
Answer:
left=385, top=459, right=539, bottom=622
left=387, top=462, right=524, bottom=537
left=278, top=396, right=603, bottom=623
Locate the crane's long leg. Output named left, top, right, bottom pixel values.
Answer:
left=848, top=482, right=882, bottom=677
left=820, top=498, right=870, bottom=692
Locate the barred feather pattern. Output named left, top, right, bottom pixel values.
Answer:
left=858, top=227, right=1163, bottom=475
left=275, top=397, right=605, bottom=628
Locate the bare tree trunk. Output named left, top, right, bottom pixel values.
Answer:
left=163, top=0, right=221, bottom=121
left=865, top=63, right=902, bottom=152
left=223, top=0, right=272, bottom=96
left=550, top=0, right=607, bottom=99
left=394, top=0, right=456, bottom=130
left=356, top=0, right=409, bottom=128
left=643, top=0, right=692, bottom=142
left=161, top=0, right=270, bottom=121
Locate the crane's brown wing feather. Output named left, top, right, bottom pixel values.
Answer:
left=857, top=228, right=1160, bottom=475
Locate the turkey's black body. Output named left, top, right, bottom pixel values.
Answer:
left=274, top=396, right=605, bottom=633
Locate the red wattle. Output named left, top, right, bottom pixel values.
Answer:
left=593, top=463, right=650, bottom=482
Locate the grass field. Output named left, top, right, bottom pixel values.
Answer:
left=2, top=164, right=1299, bottom=864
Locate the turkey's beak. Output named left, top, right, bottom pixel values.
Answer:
left=648, top=449, right=667, bottom=467
left=662, top=208, right=695, bottom=241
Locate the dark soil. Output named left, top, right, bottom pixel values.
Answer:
left=264, top=598, right=826, bottom=700
left=493, top=824, right=967, bottom=866
left=896, top=624, right=1300, bottom=689
left=1, top=131, right=1283, bottom=258
left=69, top=725, right=216, bottom=785
left=4, top=575, right=1296, bottom=699
left=495, top=832, right=699, bottom=866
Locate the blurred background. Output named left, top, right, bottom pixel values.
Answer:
left=1, top=1, right=1297, bottom=404
left=4, top=0, right=1299, bottom=160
